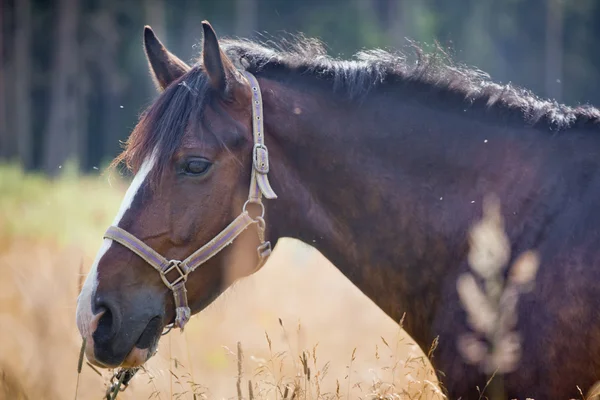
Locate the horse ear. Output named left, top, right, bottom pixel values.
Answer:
left=143, top=26, right=191, bottom=91
left=201, top=20, right=247, bottom=100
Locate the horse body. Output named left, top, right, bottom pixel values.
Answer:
left=75, top=22, right=600, bottom=399
left=259, top=73, right=600, bottom=398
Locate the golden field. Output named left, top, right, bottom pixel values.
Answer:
left=0, top=163, right=443, bottom=400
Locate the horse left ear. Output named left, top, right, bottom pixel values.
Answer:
left=201, top=20, right=247, bottom=101
left=144, top=26, right=191, bottom=91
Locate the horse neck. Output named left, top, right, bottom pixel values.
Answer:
left=260, top=75, right=554, bottom=347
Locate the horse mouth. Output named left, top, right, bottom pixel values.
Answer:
left=136, top=316, right=162, bottom=349
left=118, top=316, right=162, bottom=368
left=85, top=315, right=162, bottom=369
left=121, top=347, right=153, bottom=368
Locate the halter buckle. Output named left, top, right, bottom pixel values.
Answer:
left=257, top=241, right=272, bottom=259
left=253, top=143, right=269, bottom=174
left=160, top=260, right=187, bottom=290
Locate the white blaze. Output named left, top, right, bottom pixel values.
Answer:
left=76, top=149, right=158, bottom=339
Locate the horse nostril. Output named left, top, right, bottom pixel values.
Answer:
left=92, top=301, right=121, bottom=344
left=95, top=306, right=112, bottom=341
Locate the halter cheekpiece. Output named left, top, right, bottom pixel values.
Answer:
left=103, top=71, right=277, bottom=330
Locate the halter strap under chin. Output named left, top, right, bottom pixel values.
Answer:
left=103, top=71, right=277, bottom=330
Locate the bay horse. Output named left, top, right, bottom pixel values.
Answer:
left=76, top=21, right=600, bottom=399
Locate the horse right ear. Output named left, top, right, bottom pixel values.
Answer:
left=143, top=26, right=191, bottom=91
left=201, top=21, right=250, bottom=104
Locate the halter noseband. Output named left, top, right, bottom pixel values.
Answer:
left=103, top=71, right=277, bottom=330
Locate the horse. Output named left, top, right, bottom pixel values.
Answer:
left=75, top=21, right=600, bottom=399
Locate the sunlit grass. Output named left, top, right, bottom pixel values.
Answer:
left=0, top=163, right=442, bottom=399
left=0, top=162, right=127, bottom=254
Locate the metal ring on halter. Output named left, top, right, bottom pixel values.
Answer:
left=254, top=216, right=266, bottom=231
left=161, top=323, right=174, bottom=336
left=242, top=199, right=265, bottom=219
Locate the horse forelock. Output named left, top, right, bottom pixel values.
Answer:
left=112, top=66, right=215, bottom=189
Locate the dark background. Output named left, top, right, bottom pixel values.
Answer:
left=1, top=0, right=598, bottom=175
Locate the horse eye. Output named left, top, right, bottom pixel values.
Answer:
left=183, top=159, right=212, bottom=176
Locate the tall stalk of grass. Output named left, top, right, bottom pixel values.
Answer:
left=457, top=195, right=540, bottom=399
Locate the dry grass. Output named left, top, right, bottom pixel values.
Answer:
left=0, top=163, right=443, bottom=400
left=456, top=195, right=541, bottom=399
left=455, top=195, right=600, bottom=400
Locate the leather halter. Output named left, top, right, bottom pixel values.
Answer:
left=103, top=71, right=277, bottom=330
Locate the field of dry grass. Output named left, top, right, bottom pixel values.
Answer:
left=0, top=163, right=443, bottom=400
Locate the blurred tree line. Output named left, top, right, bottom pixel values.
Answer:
left=0, top=0, right=598, bottom=176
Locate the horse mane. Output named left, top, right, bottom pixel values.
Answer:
left=115, top=33, right=600, bottom=182
left=219, top=33, right=600, bottom=132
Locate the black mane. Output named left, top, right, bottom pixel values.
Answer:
left=117, top=33, right=600, bottom=182
left=219, top=34, right=600, bottom=132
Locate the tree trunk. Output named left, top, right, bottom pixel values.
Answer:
left=235, top=0, right=258, bottom=37
left=15, top=0, right=32, bottom=169
left=92, top=1, right=123, bottom=169
left=386, top=0, right=409, bottom=49
left=144, top=0, right=166, bottom=95
left=462, top=1, right=493, bottom=70
left=43, top=0, right=80, bottom=175
left=180, top=0, right=202, bottom=62
left=0, top=0, right=6, bottom=160
left=0, top=0, right=14, bottom=161
left=144, top=0, right=166, bottom=38
left=545, top=0, right=563, bottom=101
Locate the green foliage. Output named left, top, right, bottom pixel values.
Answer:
left=4, top=0, right=600, bottom=174
left=0, top=162, right=126, bottom=253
